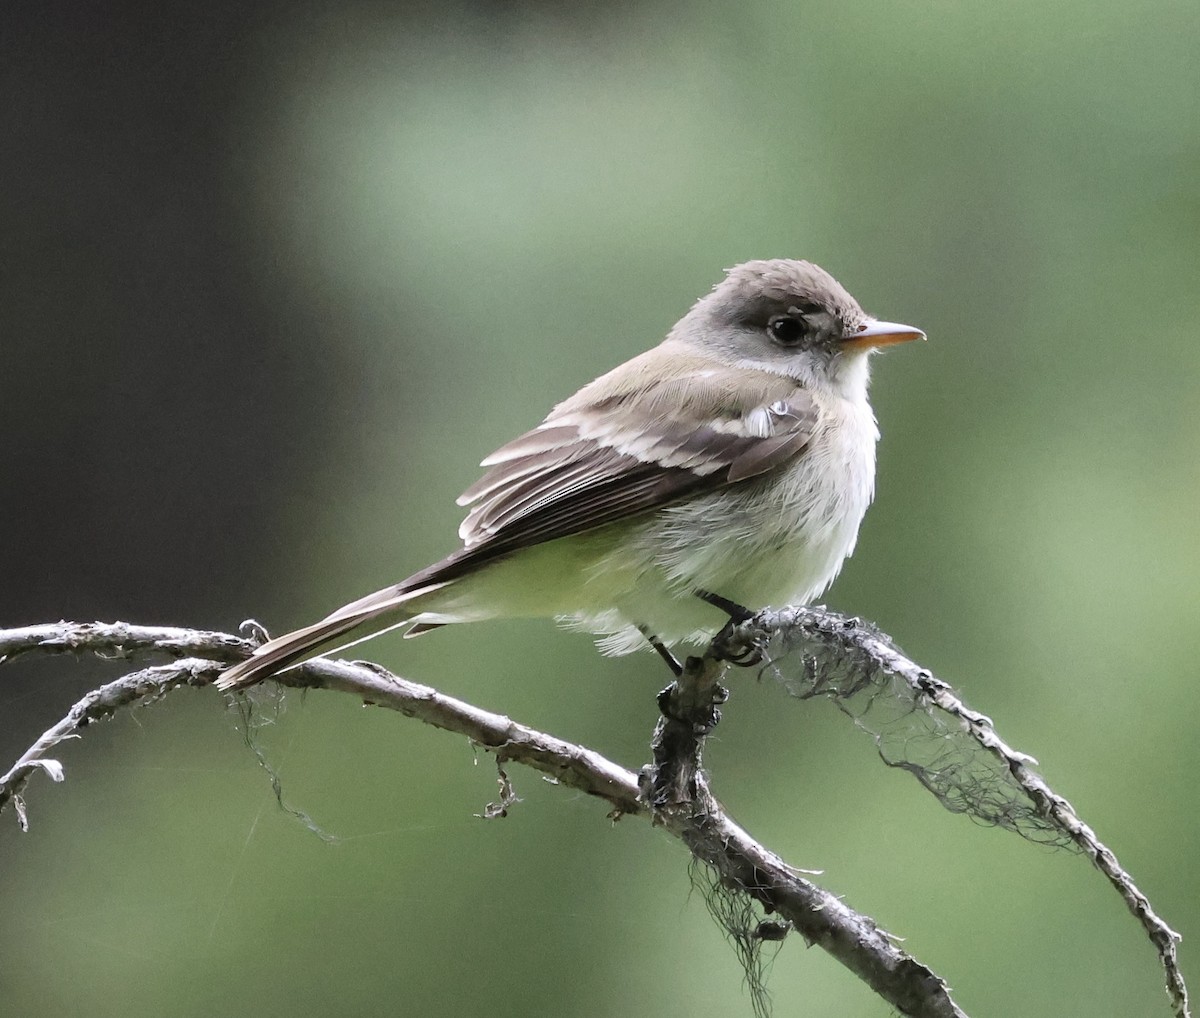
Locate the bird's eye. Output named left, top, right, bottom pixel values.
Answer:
left=767, top=315, right=807, bottom=346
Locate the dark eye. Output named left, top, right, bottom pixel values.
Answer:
left=767, top=315, right=807, bottom=346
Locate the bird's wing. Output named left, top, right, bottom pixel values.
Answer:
left=215, top=355, right=820, bottom=690
left=394, top=353, right=821, bottom=593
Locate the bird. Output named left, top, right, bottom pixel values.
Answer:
left=216, top=259, right=923, bottom=691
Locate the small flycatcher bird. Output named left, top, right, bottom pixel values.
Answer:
left=216, top=259, right=923, bottom=690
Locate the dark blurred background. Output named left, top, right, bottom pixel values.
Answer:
left=2, top=1, right=1198, bottom=1015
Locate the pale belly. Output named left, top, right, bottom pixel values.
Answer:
left=581, top=441, right=875, bottom=653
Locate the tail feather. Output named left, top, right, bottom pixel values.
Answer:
left=215, top=582, right=448, bottom=691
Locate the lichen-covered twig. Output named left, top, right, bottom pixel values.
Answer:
left=1, top=619, right=968, bottom=1018
left=725, top=606, right=1189, bottom=1018
left=0, top=615, right=1188, bottom=1018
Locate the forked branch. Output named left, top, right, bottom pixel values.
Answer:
left=0, top=616, right=1187, bottom=1018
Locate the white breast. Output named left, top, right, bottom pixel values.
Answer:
left=576, top=390, right=879, bottom=654
left=672, top=391, right=877, bottom=602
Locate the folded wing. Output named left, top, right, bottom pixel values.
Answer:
left=397, top=364, right=820, bottom=593
left=216, top=362, right=820, bottom=690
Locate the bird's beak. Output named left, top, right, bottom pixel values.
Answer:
left=840, top=320, right=927, bottom=351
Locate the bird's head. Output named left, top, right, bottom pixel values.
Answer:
left=675, top=258, right=925, bottom=398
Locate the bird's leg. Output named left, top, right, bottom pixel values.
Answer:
left=694, top=589, right=766, bottom=667
left=637, top=625, right=683, bottom=678
left=693, top=588, right=755, bottom=623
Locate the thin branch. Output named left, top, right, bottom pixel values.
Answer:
left=0, top=615, right=1189, bottom=1018
left=725, top=606, right=1190, bottom=1018
left=0, top=620, right=249, bottom=664
left=647, top=651, right=964, bottom=1017
left=0, top=657, right=218, bottom=825
left=1, top=620, right=967, bottom=1018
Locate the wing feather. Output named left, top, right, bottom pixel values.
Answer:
left=477, top=424, right=582, bottom=465
left=390, top=368, right=821, bottom=595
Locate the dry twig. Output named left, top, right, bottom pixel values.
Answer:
left=0, top=615, right=1188, bottom=1018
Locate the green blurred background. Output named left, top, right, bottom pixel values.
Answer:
left=3, top=1, right=1198, bottom=1015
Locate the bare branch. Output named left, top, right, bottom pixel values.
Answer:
left=0, top=657, right=218, bottom=824
left=1, top=619, right=968, bottom=1017
left=646, top=651, right=965, bottom=1017
left=300, top=656, right=646, bottom=813
left=0, top=620, right=251, bottom=664
left=723, top=606, right=1190, bottom=1018
left=0, top=615, right=1189, bottom=1018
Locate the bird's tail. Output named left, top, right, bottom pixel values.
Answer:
left=214, top=581, right=448, bottom=692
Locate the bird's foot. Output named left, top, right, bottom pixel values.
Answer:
left=711, top=616, right=768, bottom=668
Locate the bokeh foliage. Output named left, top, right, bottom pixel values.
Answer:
left=2, top=1, right=1198, bottom=1015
